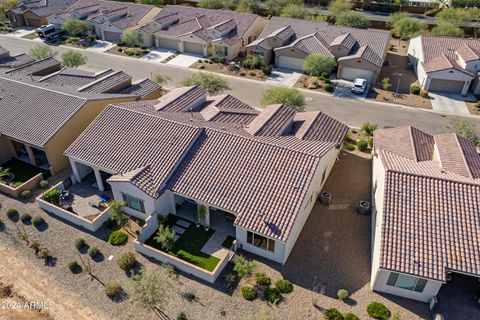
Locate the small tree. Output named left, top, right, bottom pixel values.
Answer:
left=335, top=11, right=370, bottom=29
left=261, top=87, right=305, bottom=111
left=361, top=122, right=378, bottom=136
left=431, top=22, right=464, bottom=37
left=152, top=73, right=170, bottom=88
left=303, top=54, right=337, bottom=77
left=447, top=119, right=480, bottom=147
left=61, top=19, right=91, bottom=36
left=281, top=4, right=310, bottom=19
left=265, top=0, right=303, bottom=16
left=153, top=225, right=175, bottom=251
left=122, top=31, right=140, bottom=47
left=208, top=43, right=227, bottom=61
left=126, top=266, right=172, bottom=314
left=233, top=255, right=256, bottom=279
left=108, top=200, right=128, bottom=227
left=28, top=44, right=57, bottom=60
left=181, top=72, right=230, bottom=95
left=381, top=78, right=392, bottom=91
left=236, top=0, right=260, bottom=13
left=328, top=0, right=353, bottom=16
left=61, top=50, right=87, bottom=68
left=388, top=14, right=427, bottom=40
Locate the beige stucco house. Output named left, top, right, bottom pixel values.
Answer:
left=246, top=17, right=390, bottom=84
left=136, top=6, right=267, bottom=59
left=7, top=0, right=78, bottom=27
left=408, top=35, right=480, bottom=96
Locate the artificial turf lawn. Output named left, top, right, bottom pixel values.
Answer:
left=145, top=214, right=220, bottom=272
left=1, top=159, right=45, bottom=185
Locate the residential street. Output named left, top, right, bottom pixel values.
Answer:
left=1, top=35, right=477, bottom=134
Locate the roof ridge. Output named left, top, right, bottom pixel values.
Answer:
left=407, top=126, right=418, bottom=162
left=453, top=133, right=474, bottom=179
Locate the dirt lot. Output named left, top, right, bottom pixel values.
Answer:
left=191, top=60, right=268, bottom=81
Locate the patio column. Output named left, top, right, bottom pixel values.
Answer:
left=25, top=145, right=36, bottom=165
left=70, top=159, right=81, bottom=183
left=204, top=206, right=210, bottom=227
left=93, top=168, right=105, bottom=192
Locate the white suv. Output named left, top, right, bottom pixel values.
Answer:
left=351, top=78, right=368, bottom=94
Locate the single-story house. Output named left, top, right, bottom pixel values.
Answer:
left=371, top=126, right=480, bottom=303
left=0, top=46, right=161, bottom=176
left=136, top=5, right=267, bottom=59
left=7, top=0, right=78, bottom=27
left=408, top=35, right=480, bottom=96
left=65, top=85, right=348, bottom=264
left=246, top=17, right=390, bottom=84
left=48, top=0, right=160, bottom=42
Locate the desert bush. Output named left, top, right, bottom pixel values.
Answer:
left=262, top=65, right=272, bottom=75
left=20, top=213, right=31, bottom=223
left=344, top=313, right=360, bottom=320
left=117, top=252, right=136, bottom=271
left=367, top=302, right=391, bottom=320
left=32, top=216, right=45, bottom=227
left=368, top=137, right=374, bottom=149
left=264, top=287, right=282, bottom=304
left=255, top=272, right=271, bottom=286
left=68, top=260, right=79, bottom=272
left=345, top=143, right=355, bottom=151
left=324, top=84, right=334, bottom=92
left=74, top=238, right=85, bottom=250
left=249, top=70, right=256, bottom=76
left=177, top=312, right=188, bottom=320
left=21, top=190, right=32, bottom=199
left=410, top=85, right=420, bottom=95
left=43, top=189, right=61, bottom=203
left=105, top=282, right=123, bottom=298
left=241, top=286, right=257, bottom=301
left=39, top=180, right=49, bottom=189
left=108, top=230, right=128, bottom=245
left=275, top=279, right=293, bottom=293
left=6, top=208, right=18, bottom=220
left=420, top=90, right=428, bottom=98
left=357, top=140, right=368, bottom=152
left=324, top=308, right=344, bottom=320
left=242, top=55, right=263, bottom=69
left=88, top=247, right=100, bottom=258
left=337, top=289, right=349, bottom=301
left=183, top=292, right=196, bottom=302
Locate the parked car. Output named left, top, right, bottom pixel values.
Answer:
left=37, top=25, right=64, bottom=42
left=351, top=78, right=367, bottom=94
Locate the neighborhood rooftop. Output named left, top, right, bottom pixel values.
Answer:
left=374, top=126, right=480, bottom=282
left=65, top=86, right=348, bottom=242
left=9, top=0, right=78, bottom=19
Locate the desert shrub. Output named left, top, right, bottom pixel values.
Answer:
left=344, top=313, right=360, bottom=320
left=368, top=137, right=374, bottom=149
left=108, top=230, right=128, bottom=245
left=39, top=180, right=49, bottom=190
left=249, top=71, right=256, bottom=76
left=21, top=190, right=32, bottom=199
left=324, top=308, right=344, bottom=320
left=74, top=238, right=85, bottom=250
left=324, top=84, right=334, bottom=92
left=20, top=213, right=31, bottom=223
left=255, top=272, right=271, bottom=286
left=241, top=286, right=257, bottom=301
left=125, top=49, right=135, bottom=56
left=345, top=143, right=355, bottom=151
left=304, top=54, right=337, bottom=76
left=239, top=72, right=246, bottom=76
left=357, top=140, right=368, bottom=152
left=32, top=216, right=45, bottom=227
left=264, top=287, right=282, bottom=304
left=68, top=260, right=79, bottom=272
left=337, top=288, right=349, bottom=301
left=177, top=312, right=188, bottom=320
left=184, top=292, right=196, bottom=302
left=105, top=282, right=123, bottom=298
left=275, top=279, right=293, bottom=293
left=88, top=247, right=100, bottom=258
left=361, top=122, right=378, bottom=136
left=410, top=85, right=420, bottom=95
left=420, top=90, right=428, bottom=98
left=242, top=55, right=263, bottom=69
left=367, top=302, right=391, bottom=320
left=43, top=189, right=61, bottom=203
left=117, top=252, right=136, bottom=271
left=262, top=65, right=272, bottom=75
left=6, top=208, right=18, bottom=220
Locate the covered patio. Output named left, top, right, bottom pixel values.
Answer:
left=434, top=273, right=480, bottom=319
left=69, top=158, right=113, bottom=192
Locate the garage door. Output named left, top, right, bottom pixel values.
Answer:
left=429, top=78, right=465, bottom=94
left=184, top=42, right=204, bottom=55
left=103, top=31, right=122, bottom=42
left=25, top=18, right=42, bottom=28
left=278, top=55, right=305, bottom=71
left=157, top=38, right=178, bottom=51
left=340, top=67, right=374, bottom=83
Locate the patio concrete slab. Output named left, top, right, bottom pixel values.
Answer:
left=333, top=80, right=369, bottom=100
left=429, top=92, right=470, bottom=116
left=166, top=53, right=201, bottom=67
left=266, top=68, right=303, bottom=88
left=201, top=231, right=229, bottom=259
left=140, top=49, right=175, bottom=63
left=86, top=40, right=116, bottom=53
left=171, top=225, right=186, bottom=235
left=176, top=219, right=191, bottom=228
left=3, top=27, right=36, bottom=38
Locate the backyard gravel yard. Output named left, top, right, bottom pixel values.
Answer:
left=0, top=154, right=431, bottom=320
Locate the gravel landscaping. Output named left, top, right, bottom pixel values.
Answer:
left=0, top=159, right=431, bottom=320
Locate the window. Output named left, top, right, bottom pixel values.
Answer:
left=387, top=272, right=427, bottom=292
left=122, top=193, right=145, bottom=213
left=247, top=231, right=275, bottom=252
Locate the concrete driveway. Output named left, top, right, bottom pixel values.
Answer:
left=140, top=48, right=175, bottom=63
left=265, top=68, right=303, bottom=87
left=166, top=53, right=201, bottom=67
left=85, top=40, right=116, bottom=53
left=429, top=92, right=470, bottom=116
left=2, top=27, right=36, bottom=38
left=333, top=80, right=369, bottom=100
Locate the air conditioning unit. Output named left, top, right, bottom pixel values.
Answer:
left=319, top=192, right=331, bottom=205
left=356, top=201, right=370, bottom=215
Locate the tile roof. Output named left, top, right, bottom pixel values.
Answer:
left=255, top=17, right=389, bottom=68
left=200, top=94, right=259, bottom=123
left=338, top=45, right=383, bottom=67
left=5, top=57, right=62, bottom=77
left=65, top=87, right=348, bottom=241
left=78, top=70, right=132, bottom=94
left=276, top=33, right=333, bottom=57
left=420, top=35, right=480, bottom=63
left=0, top=53, right=35, bottom=69
left=10, top=0, right=78, bottom=18
left=422, top=53, right=475, bottom=77
left=456, top=43, right=480, bottom=62
left=154, top=86, right=207, bottom=112
left=245, top=104, right=296, bottom=136
left=375, top=126, right=480, bottom=281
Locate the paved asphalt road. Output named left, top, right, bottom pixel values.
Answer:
left=1, top=35, right=478, bottom=134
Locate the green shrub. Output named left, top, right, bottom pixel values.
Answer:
left=43, top=189, right=61, bottom=203
left=125, top=49, right=135, bottom=56
left=108, top=230, right=128, bottom=245
left=20, top=213, right=31, bottom=223
left=344, top=313, right=360, bottom=320
left=410, top=85, right=420, bottom=95
left=184, top=292, right=196, bottom=302
left=6, top=208, right=18, bottom=220
left=345, top=143, right=355, bottom=151
left=324, top=84, right=334, bottom=92
left=140, top=45, right=147, bottom=50
left=32, top=216, right=45, bottom=227
left=39, top=180, right=49, bottom=190
left=255, top=272, right=271, bottom=286
left=357, top=140, right=368, bottom=152
left=177, top=312, right=188, bottom=320
left=262, top=65, right=272, bottom=75
left=68, top=260, right=79, bottom=272
left=264, top=287, right=282, bottom=304
left=88, top=247, right=100, bottom=258
left=367, top=302, right=391, bottom=320
left=275, top=279, right=293, bottom=293
left=324, top=308, right=344, bottom=320
left=420, top=90, right=428, bottom=98
left=74, top=238, right=85, bottom=250
left=241, top=286, right=257, bottom=301
left=239, top=72, right=246, bottom=76
left=105, top=282, right=122, bottom=298
left=249, top=71, right=256, bottom=76
left=242, top=55, right=263, bottom=69
left=21, top=190, right=32, bottom=199
left=117, top=252, right=136, bottom=271
left=337, top=288, right=349, bottom=301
